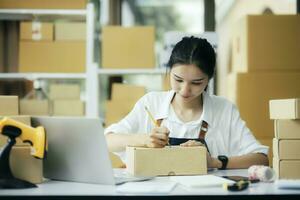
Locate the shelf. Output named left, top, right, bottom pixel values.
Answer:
left=98, top=68, right=167, bottom=75
left=0, top=73, right=86, bottom=80
left=0, top=9, right=87, bottom=21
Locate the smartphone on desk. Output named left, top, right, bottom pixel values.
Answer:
left=222, top=176, right=249, bottom=182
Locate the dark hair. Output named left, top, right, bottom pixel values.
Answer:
left=167, top=36, right=216, bottom=79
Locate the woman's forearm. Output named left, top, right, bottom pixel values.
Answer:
left=226, top=153, right=269, bottom=169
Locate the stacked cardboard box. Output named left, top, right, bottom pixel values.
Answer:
left=105, top=83, right=146, bottom=126
left=0, top=95, right=43, bottom=183
left=0, top=0, right=87, bottom=9
left=19, top=21, right=85, bottom=73
left=49, top=84, right=85, bottom=116
left=270, top=98, right=300, bottom=179
left=227, top=15, right=300, bottom=162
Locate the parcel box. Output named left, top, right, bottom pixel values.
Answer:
left=273, top=158, right=300, bottom=179
left=126, top=146, right=207, bottom=176
left=269, top=98, right=300, bottom=120
left=52, top=100, right=85, bottom=116
left=273, top=138, right=300, bottom=160
left=20, top=22, right=53, bottom=41
left=0, top=115, right=31, bottom=147
left=227, top=73, right=300, bottom=139
left=49, top=84, right=81, bottom=100
left=0, top=95, right=18, bottom=115
left=0, top=0, right=87, bottom=9
left=19, top=41, right=85, bottom=73
left=274, top=119, right=300, bottom=139
left=232, top=15, right=300, bottom=72
left=20, top=100, right=49, bottom=116
left=102, top=26, right=155, bottom=69
left=111, top=83, right=146, bottom=101
left=55, top=22, right=86, bottom=41
left=10, top=146, right=43, bottom=184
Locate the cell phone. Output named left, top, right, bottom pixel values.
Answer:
left=222, top=176, right=249, bottom=182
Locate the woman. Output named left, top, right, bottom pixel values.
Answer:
left=105, top=36, right=269, bottom=169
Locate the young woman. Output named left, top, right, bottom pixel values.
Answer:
left=105, top=36, right=269, bottom=169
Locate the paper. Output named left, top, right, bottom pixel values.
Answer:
left=275, top=180, right=300, bottom=189
left=170, top=175, right=235, bottom=188
left=116, top=179, right=177, bottom=194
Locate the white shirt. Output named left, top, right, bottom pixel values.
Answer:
left=105, top=90, right=269, bottom=162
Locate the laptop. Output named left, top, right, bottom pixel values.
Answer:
left=31, top=116, right=152, bottom=185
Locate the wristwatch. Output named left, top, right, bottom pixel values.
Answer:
left=217, top=155, right=228, bottom=170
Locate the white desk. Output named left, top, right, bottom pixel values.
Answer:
left=1, top=169, right=300, bottom=199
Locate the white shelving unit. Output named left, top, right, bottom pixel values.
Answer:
left=0, top=3, right=99, bottom=117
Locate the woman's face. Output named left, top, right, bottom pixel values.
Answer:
left=170, top=64, right=209, bottom=103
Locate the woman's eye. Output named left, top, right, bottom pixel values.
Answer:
left=192, top=82, right=202, bottom=85
left=175, top=79, right=183, bottom=82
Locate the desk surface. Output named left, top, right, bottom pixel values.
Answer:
left=1, top=169, right=300, bottom=198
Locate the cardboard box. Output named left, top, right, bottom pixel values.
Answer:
left=111, top=83, right=146, bottom=101
left=20, top=100, right=49, bottom=116
left=0, top=95, right=19, bottom=115
left=55, top=22, right=86, bottom=41
left=269, top=98, right=300, bottom=119
left=49, top=84, right=80, bottom=100
left=273, top=138, right=300, bottom=160
left=273, top=158, right=300, bottom=179
left=0, top=0, right=87, bottom=9
left=274, top=119, right=300, bottom=139
left=227, top=73, right=300, bottom=139
left=102, top=26, right=155, bottom=69
left=232, top=15, right=300, bottom=72
left=10, top=146, right=43, bottom=184
left=52, top=100, right=85, bottom=116
left=0, top=115, right=31, bottom=147
left=105, top=100, right=135, bottom=126
left=19, top=41, right=85, bottom=73
left=126, top=146, right=207, bottom=176
left=20, top=22, right=53, bottom=41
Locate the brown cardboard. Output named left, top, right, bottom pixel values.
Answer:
left=0, top=95, right=19, bottom=115
left=269, top=99, right=300, bottom=119
left=20, top=100, right=49, bottom=116
left=19, top=41, right=85, bottom=73
left=126, top=146, right=207, bottom=176
left=232, top=15, right=300, bottom=72
left=10, top=146, right=43, bottom=184
left=52, top=100, right=85, bottom=116
left=273, top=158, right=300, bottom=179
left=102, top=26, right=155, bottom=69
left=273, top=138, right=300, bottom=160
left=109, top=152, right=125, bottom=168
left=111, top=83, right=146, bottom=101
left=227, top=73, right=300, bottom=139
left=274, top=119, right=300, bottom=139
left=105, top=100, right=135, bottom=126
left=0, top=0, right=87, bottom=9
left=20, top=22, right=53, bottom=41
left=49, top=84, right=81, bottom=100
left=55, top=22, right=86, bottom=41
left=0, top=115, right=31, bottom=147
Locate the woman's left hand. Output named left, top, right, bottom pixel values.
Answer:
left=180, top=140, right=218, bottom=168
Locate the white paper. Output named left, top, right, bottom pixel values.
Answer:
left=275, top=180, right=300, bottom=189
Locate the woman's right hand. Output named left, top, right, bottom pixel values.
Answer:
left=145, top=126, right=170, bottom=148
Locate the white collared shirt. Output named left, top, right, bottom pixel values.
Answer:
left=105, top=90, right=269, bottom=162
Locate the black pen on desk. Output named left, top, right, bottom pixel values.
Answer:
left=144, top=106, right=170, bottom=146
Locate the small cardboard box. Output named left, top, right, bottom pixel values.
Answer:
left=0, top=115, right=31, bottom=147
left=126, top=146, right=207, bottom=176
left=20, top=22, right=53, bottom=41
left=111, top=83, right=146, bottom=101
left=102, top=26, right=155, bottom=69
left=275, top=119, right=300, bottom=139
left=273, top=157, right=300, bottom=179
left=20, top=100, right=49, bottom=116
left=49, top=84, right=80, bottom=100
left=0, top=0, right=87, bottom=9
left=0, top=95, right=19, bottom=115
left=232, top=15, right=300, bottom=72
left=270, top=98, right=300, bottom=120
left=273, top=138, right=300, bottom=160
left=55, top=22, right=86, bottom=41
left=10, top=146, right=43, bottom=184
left=19, top=41, right=85, bottom=73
left=52, top=100, right=85, bottom=116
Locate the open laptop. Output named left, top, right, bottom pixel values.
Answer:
left=31, top=116, right=152, bottom=185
